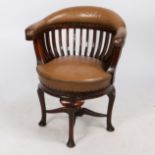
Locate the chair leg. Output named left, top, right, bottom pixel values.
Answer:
left=67, top=109, right=76, bottom=148
left=37, top=86, right=46, bottom=127
left=107, top=86, right=115, bottom=131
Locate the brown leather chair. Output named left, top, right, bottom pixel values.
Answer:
left=25, top=6, right=126, bottom=147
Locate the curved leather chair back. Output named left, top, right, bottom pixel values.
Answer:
left=25, top=6, right=126, bottom=71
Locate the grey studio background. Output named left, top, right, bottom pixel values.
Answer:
left=0, top=0, right=155, bottom=155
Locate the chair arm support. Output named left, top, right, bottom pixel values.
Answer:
left=107, top=45, right=124, bottom=84
left=106, top=27, right=126, bottom=83
left=107, top=67, right=115, bottom=84
left=113, top=27, right=127, bottom=48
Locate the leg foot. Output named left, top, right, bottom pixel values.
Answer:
left=37, top=86, right=46, bottom=127
left=107, top=124, right=115, bottom=131
left=39, top=119, right=46, bottom=127
left=107, top=86, right=115, bottom=132
left=67, top=139, right=75, bottom=148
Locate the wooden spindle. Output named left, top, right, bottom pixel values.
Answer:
left=41, top=34, right=49, bottom=61
left=100, top=32, right=110, bottom=60
left=95, top=30, right=104, bottom=58
left=84, top=29, right=89, bottom=56
left=79, top=28, right=83, bottom=56
left=66, top=28, right=70, bottom=55
left=73, top=28, right=76, bottom=55
left=103, top=34, right=114, bottom=61
left=58, top=29, right=65, bottom=56
left=45, top=32, right=55, bottom=58
left=90, top=30, right=97, bottom=57
left=52, top=30, right=59, bottom=57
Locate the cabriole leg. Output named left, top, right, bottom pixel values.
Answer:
left=67, top=109, right=76, bottom=148
left=37, top=86, right=46, bottom=127
left=107, top=86, right=115, bottom=131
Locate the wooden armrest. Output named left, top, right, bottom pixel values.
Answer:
left=25, top=19, right=45, bottom=40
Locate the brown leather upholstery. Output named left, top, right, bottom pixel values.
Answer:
left=26, top=6, right=126, bottom=42
left=37, top=56, right=112, bottom=92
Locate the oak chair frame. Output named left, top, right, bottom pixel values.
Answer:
left=25, top=8, right=126, bottom=148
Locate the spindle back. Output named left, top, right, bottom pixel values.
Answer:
left=33, top=25, right=114, bottom=63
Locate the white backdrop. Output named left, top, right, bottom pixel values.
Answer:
left=0, top=1, right=155, bottom=155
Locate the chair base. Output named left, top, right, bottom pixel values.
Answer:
left=37, top=84, right=115, bottom=148
left=40, top=106, right=108, bottom=148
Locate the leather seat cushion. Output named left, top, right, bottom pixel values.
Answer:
left=37, top=56, right=112, bottom=92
